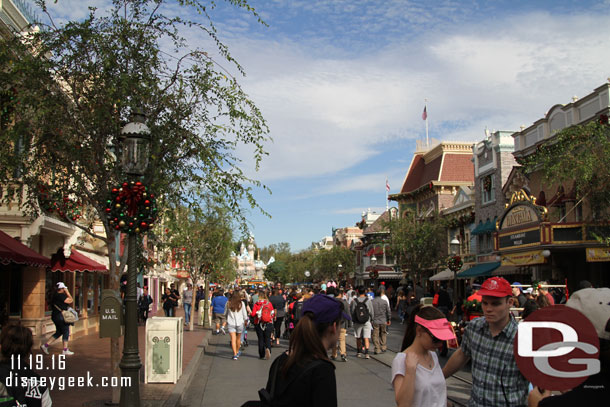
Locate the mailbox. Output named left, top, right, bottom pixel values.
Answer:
left=100, top=289, right=124, bottom=338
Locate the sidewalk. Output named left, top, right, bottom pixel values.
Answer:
left=37, top=307, right=211, bottom=407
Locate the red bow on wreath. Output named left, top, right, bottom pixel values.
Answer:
left=118, top=182, right=145, bottom=217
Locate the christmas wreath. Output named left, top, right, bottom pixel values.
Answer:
left=105, top=181, right=157, bottom=234
left=447, top=255, right=463, bottom=272
left=369, top=270, right=379, bottom=280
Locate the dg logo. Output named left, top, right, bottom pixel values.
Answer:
left=514, top=305, right=600, bottom=391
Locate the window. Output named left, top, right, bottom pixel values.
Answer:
left=575, top=203, right=583, bottom=222
left=481, top=174, right=495, bottom=204
left=558, top=204, right=567, bottom=223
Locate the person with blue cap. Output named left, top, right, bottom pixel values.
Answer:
left=512, top=282, right=526, bottom=307
left=245, top=294, right=351, bottom=407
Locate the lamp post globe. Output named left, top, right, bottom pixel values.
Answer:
left=119, top=109, right=151, bottom=407
left=449, top=236, right=461, bottom=307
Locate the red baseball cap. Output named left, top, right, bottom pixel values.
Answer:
left=478, top=277, right=512, bottom=297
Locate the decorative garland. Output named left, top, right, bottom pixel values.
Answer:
left=38, top=185, right=82, bottom=222
left=530, top=280, right=542, bottom=293
left=463, top=299, right=482, bottom=313
left=447, top=255, right=463, bottom=272
left=105, top=181, right=157, bottom=234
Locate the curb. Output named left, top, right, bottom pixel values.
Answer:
left=163, top=327, right=212, bottom=407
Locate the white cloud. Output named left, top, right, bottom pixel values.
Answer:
left=229, top=9, right=610, bottom=182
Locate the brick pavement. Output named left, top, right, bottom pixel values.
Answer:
left=36, top=308, right=208, bottom=407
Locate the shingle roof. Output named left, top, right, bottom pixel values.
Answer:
left=400, top=153, right=472, bottom=194
left=363, top=211, right=390, bottom=235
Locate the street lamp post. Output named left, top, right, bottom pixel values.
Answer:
left=337, top=263, right=342, bottom=284
left=450, top=236, right=460, bottom=307
left=119, top=110, right=151, bottom=407
left=201, top=264, right=211, bottom=327
left=370, top=254, right=378, bottom=288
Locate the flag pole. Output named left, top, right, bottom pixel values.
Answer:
left=385, top=177, right=389, bottom=211
left=425, top=99, right=429, bottom=147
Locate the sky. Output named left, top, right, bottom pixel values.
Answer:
left=40, top=0, right=610, bottom=252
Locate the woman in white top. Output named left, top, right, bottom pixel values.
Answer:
left=225, top=293, right=249, bottom=360
left=391, top=304, right=455, bottom=407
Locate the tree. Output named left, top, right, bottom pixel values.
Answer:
left=259, top=242, right=291, bottom=263
left=0, top=0, right=268, bottom=397
left=518, top=118, right=610, bottom=241
left=164, top=198, right=235, bottom=330
left=385, top=210, right=446, bottom=282
left=264, top=259, right=287, bottom=284
left=313, top=246, right=354, bottom=282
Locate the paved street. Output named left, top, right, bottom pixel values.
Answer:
left=182, top=331, right=396, bottom=407
left=181, top=311, right=472, bottom=407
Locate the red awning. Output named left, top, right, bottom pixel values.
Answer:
left=365, top=246, right=385, bottom=257
left=51, top=249, right=107, bottom=272
left=0, top=230, right=50, bottom=267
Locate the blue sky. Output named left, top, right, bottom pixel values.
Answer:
left=43, top=0, right=610, bottom=251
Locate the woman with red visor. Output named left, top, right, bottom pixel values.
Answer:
left=392, top=304, right=455, bottom=407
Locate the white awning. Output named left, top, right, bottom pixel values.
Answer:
left=429, top=268, right=457, bottom=281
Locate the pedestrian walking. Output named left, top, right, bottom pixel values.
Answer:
left=243, top=294, right=350, bottom=407
left=240, top=290, right=252, bottom=347
left=252, top=290, right=275, bottom=359
left=392, top=305, right=455, bottom=407
left=183, top=283, right=193, bottom=326
left=350, top=286, right=374, bottom=359
left=40, top=282, right=75, bottom=355
left=1, top=322, right=52, bottom=406
left=170, top=283, right=181, bottom=317
left=225, top=293, right=249, bottom=360
left=330, top=288, right=350, bottom=362
left=396, top=290, right=408, bottom=324
left=138, top=286, right=153, bottom=323
left=442, top=277, right=529, bottom=406
left=162, top=287, right=177, bottom=317
left=372, top=287, right=391, bottom=354
left=269, top=288, right=286, bottom=346
left=211, top=290, right=229, bottom=335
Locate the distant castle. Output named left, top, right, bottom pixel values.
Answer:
left=232, top=235, right=269, bottom=281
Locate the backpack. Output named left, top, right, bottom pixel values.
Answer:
left=256, top=301, right=274, bottom=324
left=292, top=301, right=303, bottom=325
left=353, top=298, right=370, bottom=324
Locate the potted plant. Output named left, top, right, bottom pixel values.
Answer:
left=463, top=299, right=483, bottom=320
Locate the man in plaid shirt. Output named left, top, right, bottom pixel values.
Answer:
left=443, top=277, right=528, bottom=406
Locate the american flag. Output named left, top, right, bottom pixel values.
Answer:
left=422, top=106, right=427, bottom=121
left=386, top=178, right=390, bottom=192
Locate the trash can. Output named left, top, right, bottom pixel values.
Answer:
left=145, top=316, right=184, bottom=383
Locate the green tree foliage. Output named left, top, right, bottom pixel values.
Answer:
left=519, top=119, right=610, bottom=230
left=385, top=210, right=446, bottom=279
left=313, top=245, right=354, bottom=281
left=264, top=259, right=286, bottom=283
left=259, top=242, right=291, bottom=263
left=0, top=0, right=269, bottom=281
left=163, top=197, right=234, bottom=329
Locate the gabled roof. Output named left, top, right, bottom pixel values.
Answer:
left=398, top=142, right=474, bottom=195
left=363, top=211, right=390, bottom=235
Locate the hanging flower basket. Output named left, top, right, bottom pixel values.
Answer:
left=105, top=181, right=157, bottom=234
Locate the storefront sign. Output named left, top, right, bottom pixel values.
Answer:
left=498, top=228, right=540, bottom=249
left=500, top=205, right=539, bottom=229
left=501, top=250, right=547, bottom=266
left=586, top=247, right=610, bottom=262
